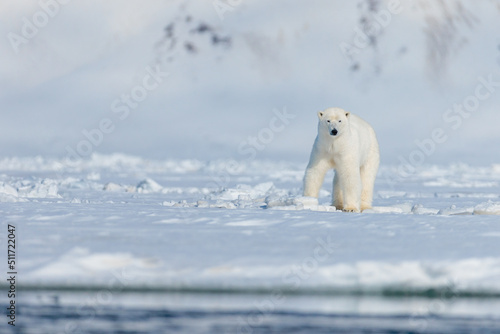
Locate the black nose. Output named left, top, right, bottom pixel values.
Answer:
left=331, top=129, right=338, bottom=136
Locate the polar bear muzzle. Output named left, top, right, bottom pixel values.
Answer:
left=330, top=129, right=338, bottom=136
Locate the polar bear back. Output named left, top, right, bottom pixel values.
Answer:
left=349, top=113, right=379, bottom=165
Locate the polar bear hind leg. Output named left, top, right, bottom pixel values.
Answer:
left=360, top=153, right=379, bottom=211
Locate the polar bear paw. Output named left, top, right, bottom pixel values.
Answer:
left=342, top=206, right=360, bottom=213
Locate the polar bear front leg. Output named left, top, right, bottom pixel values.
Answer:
left=337, top=163, right=362, bottom=213
left=303, top=158, right=331, bottom=198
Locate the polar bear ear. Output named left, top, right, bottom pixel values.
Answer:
left=345, top=112, right=350, bottom=118
left=317, top=111, right=324, bottom=119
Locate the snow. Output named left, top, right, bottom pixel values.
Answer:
left=474, top=201, right=500, bottom=215
left=1, top=154, right=500, bottom=297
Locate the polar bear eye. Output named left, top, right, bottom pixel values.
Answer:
left=338, top=120, right=342, bottom=123
left=327, top=120, right=330, bottom=123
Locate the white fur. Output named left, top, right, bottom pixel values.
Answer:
left=303, top=107, right=380, bottom=212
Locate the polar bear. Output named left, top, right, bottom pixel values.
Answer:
left=303, top=107, right=379, bottom=212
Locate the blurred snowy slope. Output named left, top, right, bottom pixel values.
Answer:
left=0, top=0, right=499, bottom=163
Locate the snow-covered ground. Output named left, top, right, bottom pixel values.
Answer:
left=1, top=153, right=500, bottom=332
left=1, top=154, right=500, bottom=294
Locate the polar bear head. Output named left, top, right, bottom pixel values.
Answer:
left=317, top=107, right=350, bottom=137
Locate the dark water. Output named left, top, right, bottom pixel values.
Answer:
left=3, top=291, right=500, bottom=334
